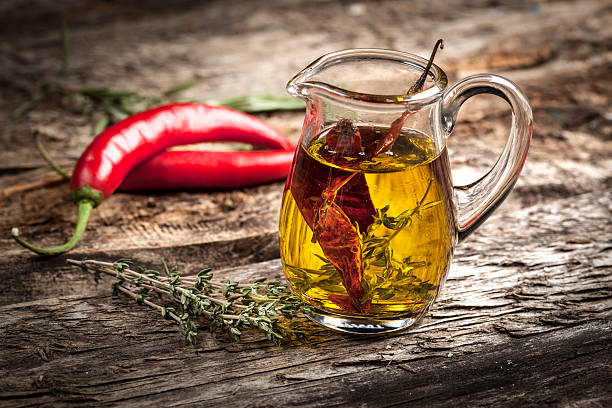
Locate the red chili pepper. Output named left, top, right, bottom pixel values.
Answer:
left=325, top=118, right=363, bottom=154
left=370, top=109, right=413, bottom=157
left=288, top=144, right=375, bottom=313
left=12, top=103, right=294, bottom=255
left=119, top=149, right=294, bottom=190
left=72, top=103, right=293, bottom=200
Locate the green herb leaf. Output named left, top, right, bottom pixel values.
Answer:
left=92, top=115, right=110, bottom=135
left=13, top=100, right=38, bottom=118
left=216, top=93, right=306, bottom=113
left=163, top=80, right=199, bottom=97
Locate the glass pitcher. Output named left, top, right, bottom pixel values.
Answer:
left=279, top=48, right=532, bottom=334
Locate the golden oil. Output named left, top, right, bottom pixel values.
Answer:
left=280, top=127, right=457, bottom=317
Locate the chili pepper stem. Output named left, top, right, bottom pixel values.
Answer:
left=407, top=39, right=444, bottom=95
left=11, top=199, right=94, bottom=255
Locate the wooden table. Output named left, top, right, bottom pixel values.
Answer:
left=1, top=1, right=610, bottom=406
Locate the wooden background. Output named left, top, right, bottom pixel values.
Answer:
left=1, top=0, right=611, bottom=406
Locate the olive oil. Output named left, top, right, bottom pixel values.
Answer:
left=279, top=127, right=456, bottom=317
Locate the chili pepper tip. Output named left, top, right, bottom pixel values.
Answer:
left=11, top=199, right=95, bottom=255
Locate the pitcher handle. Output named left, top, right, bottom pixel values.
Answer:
left=438, top=74, right=533, bottom=242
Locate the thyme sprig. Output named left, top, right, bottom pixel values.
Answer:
left=293, top=179, right=441, bottom=304
left=361, top=178, right=440, bottom=263
left=68, top=258, right=312, bottom=345
left=359, top=178, right=440, bottom=301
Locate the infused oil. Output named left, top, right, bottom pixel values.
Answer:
left=279, top=126, right=457, bottom=317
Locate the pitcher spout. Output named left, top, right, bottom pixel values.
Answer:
left=286, top=48, right=448, bottom=106
left=286, top=61, right=322, bottom=99
left=286, top=74, right=307, bottom=99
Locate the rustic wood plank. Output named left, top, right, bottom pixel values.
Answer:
left=0, top=190, right=610, bottom=406
left=1, top=181, right=286, bottom=259
left=0, top=0, right=610, bottom=406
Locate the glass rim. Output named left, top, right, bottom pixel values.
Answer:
left=287, top=48, right=448, bottom=105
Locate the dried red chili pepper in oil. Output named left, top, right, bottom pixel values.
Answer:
left=325, top=118, right=363, bottom=154
left=288, top=144, right=373, bottom=312
left=289, top=112, right=418, bottom=312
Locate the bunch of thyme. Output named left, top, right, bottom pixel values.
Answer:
left=68, top=258, right=311, bottom=345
